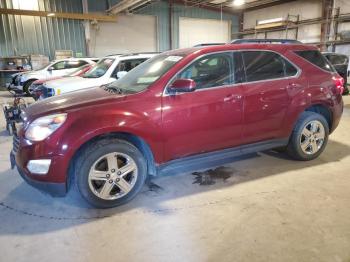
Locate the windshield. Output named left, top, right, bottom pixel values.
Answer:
left=106, top=54, right=184, bottom=93
left=83, top=58, right=115, bottom=78
left=68, top=64, right=91, bottom=76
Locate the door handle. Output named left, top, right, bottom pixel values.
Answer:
left=224, top=94, right=242, bottom=102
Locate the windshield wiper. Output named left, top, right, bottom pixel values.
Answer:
left=101, top=84, right=125, bottom=94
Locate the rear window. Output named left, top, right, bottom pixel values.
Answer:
left=324, top=54, right=349, bottom=65
left=295, top=50, right=335, bottom=72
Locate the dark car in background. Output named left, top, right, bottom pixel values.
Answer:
left=323, top=52, right=349, bottom=94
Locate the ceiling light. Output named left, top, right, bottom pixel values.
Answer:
left=47, top=13, right=55, bottom=17
left=233, top=0, right=245, bottom=6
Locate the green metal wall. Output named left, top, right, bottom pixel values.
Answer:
left=0, top=0, right=86, bottom=59
left=0, top=0, right=239, bottom=57
left=135, top=1, right=238, bottom=51
left=88, top=0, right=239, bottom=52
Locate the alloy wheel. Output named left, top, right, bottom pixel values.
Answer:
left=299, top=120, right=325, bottom=155
left=88, top=152, right=138, bottom=200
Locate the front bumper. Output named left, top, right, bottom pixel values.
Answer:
left=11, top=151, right=66, bottom=196
left=10, top=136, right=67, bottom=197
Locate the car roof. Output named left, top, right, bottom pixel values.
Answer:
left=164, top=43, right=319, bottom=57
left=104, top=53, right=158, bottom=59
left=53, top=57, right=95, bottom=62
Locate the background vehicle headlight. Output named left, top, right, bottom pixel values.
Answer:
left=25, top=113, right=67, bottom=141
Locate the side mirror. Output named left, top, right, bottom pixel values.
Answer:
left=116, top=71, right=128, bottom=79
left=168, top=79, right=196, bottom=94
left=48, top=66, right=54, bottom=71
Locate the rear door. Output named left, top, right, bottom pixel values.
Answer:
left=161, top=52, right=244, bottom=161
left=240, top=50, right=299, bottom=144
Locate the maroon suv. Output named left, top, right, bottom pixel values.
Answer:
left=11, top=43, right=343, bottom=208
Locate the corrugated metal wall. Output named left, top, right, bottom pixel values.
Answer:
left=135, top=1, right=238, bottom=51
left=0, top=0, right=86, bottom=59
left=0, top=0, right=239, bottom=57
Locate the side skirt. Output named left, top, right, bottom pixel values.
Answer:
left=157, top=138, right=289, bottom=176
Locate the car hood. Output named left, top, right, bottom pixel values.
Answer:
left=45, top=76, right=103, bottom=90
left=24, top=86, right=126, bottom=119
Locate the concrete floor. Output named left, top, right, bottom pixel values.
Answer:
left=1, top=91, right=350, bottom=262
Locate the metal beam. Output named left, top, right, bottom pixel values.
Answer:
left=107, top=0, right=150, bottom=14
left=0, top=8, right=117, bottom=22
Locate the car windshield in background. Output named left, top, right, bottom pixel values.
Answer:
left=68, top=64, right=90, bottom=76
left=83, top=58, right=115, bottom=78
left=107, top=54, right=184, bottom=93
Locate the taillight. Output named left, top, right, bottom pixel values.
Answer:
left=332, top=75, right=344, bottom=95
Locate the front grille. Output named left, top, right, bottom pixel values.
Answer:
left=13, top=135, right=20, bottom=154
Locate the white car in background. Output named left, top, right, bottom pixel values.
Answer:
left=39, top=53, right=157, bottom=99
left=8, top=58, right=97, bottom=95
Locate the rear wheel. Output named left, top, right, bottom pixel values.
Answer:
left=287, top=111, right=329, bottom=161
left=75, top=139, right=147, bottom=208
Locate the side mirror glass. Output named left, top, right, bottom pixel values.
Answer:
left=116, top=71, right=128, bottom=79
left=48, top=66, right=54, bottom=71
left=168, top=79, right=196, bottom=94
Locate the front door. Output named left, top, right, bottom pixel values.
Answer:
left=161, top=52, right=244, bottom=162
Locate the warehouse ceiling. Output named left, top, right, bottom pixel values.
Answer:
left=108, top=0, right=298, bottom=14
left=174, top=0, right=298, bottom=12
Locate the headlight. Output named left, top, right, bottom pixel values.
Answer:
left=25, top=113, right=67, bottom=141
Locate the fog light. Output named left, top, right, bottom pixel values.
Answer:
left=27, top=159, right=51, bottom=175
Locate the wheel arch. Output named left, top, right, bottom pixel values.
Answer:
left=304, top=104, right=332, bottom=130
left=67, top=132, right=157, bottom=190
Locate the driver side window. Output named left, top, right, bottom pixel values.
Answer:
left=175, top=53, right=233, bottom=90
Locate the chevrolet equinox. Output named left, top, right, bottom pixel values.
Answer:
left=11, top=43, right=344, bottom=208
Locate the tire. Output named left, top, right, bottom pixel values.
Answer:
left=286, top=111, right=329, bottom=161
left=23, top=80, right=36, bottom=96
left=75, top=138, right=147, bottom=208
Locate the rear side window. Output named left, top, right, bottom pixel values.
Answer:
left=242, top=51, right=297, bottom=82
left=295, top=50, right=335, bottom=72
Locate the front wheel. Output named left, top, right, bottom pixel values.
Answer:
left=286, top=111, right=329, bottom=161
left=75, top=139, right=147, bottom=208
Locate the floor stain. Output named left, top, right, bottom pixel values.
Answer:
left=142, top=181, right=165, bottom=196
left=192, top=166, right=235, bottom=186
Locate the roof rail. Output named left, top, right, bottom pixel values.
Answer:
left=231, top=39, right=302, bottom=44
left=193, top=43, right=226, bottom=47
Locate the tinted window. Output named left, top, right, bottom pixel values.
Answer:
left=285, top=60, right=298, bottom=77
left=295, top=50, right=335, bottom=72
left=176, top=53, right=233, bottom=89
left=242, top=51, right=296, bottom=82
